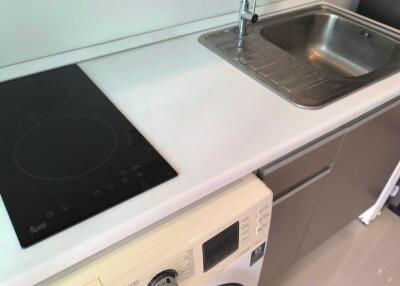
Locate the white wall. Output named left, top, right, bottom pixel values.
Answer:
left=0, top=0, right=364, bottom=69
left=1, top=0, right=296, bottom=68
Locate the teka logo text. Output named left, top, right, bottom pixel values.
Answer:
left=29, top=222, right=47, bottom=235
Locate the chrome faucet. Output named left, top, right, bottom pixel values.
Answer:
left=238, top=0, right=258, bottom=38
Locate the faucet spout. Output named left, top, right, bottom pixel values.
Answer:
left=238, top=0, right=258, bottom=38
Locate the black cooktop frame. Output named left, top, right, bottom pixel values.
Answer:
left=0, top=65, right=177, bottom=247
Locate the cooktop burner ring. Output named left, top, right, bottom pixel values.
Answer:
left=0, top=78, right=72, bottom=118
left=13, top=115, right=118, bottom=180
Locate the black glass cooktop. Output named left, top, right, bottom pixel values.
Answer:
left=0, top=65, right=177, bottom=248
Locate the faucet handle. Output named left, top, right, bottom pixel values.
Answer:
left=251, top=0, right=257, bottom=15
left=250, top=0, right=258, bottom=23
left=250, top=13, right=258, bottom=23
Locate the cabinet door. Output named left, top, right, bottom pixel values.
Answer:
left=298, top=104, right=400, bottom=259
left=258, top=168, right=331, bottom=285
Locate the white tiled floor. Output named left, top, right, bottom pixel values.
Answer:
left=270, top=208, right=400, bottom=286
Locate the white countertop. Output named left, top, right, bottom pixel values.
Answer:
left=1, top=3, right=400, bottom=286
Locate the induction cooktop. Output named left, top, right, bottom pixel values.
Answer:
left=0, top=65, right=177, bottom=248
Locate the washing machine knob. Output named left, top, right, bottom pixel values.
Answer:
left=148, top=269, right=178, bottom=286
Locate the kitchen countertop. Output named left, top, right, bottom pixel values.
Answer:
left=1, top=3, right=400, bottom=286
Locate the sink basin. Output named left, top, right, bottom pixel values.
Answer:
left=200, top=5, right=400, bottom=108
left=260, top=11, right=400, bottom=78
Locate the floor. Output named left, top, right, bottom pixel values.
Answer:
left=270, top=208, right=400, bottom=286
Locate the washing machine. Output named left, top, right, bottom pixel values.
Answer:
left=49, top=174, right=273, bottom=286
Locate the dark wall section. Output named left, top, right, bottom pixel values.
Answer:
left=357, top=0, right=400, bottom=29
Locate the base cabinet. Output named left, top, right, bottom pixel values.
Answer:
left=297, top=103, right=400, bottom=258
left=258, top=100, right=400, bottom=285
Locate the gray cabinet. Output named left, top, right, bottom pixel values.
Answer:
left=258, top=100, right=400, bottom=285
left=298, top=103, right=400, bottom=258
left=257, top=137, right=343, bottom=284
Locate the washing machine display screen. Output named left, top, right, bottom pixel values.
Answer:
left=202, top=221, right=239, bottom=272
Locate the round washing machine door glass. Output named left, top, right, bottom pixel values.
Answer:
left=148, top=269, right=178, bottom=286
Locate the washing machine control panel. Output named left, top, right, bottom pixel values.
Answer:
left=49, top=175, right=273, bottom=286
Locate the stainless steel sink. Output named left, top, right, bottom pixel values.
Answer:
left=200, top=5, right=400, bottom=108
